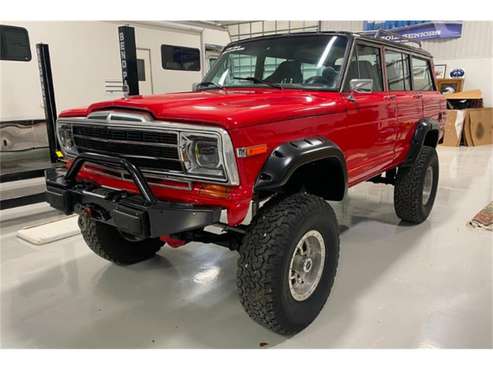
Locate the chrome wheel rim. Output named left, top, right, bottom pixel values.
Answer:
left=422, top=166, right=434, bottom=205
left=288, top=230, right=326, bottom=302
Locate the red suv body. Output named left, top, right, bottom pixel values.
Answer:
left=46, top=32, right=445, bottom=334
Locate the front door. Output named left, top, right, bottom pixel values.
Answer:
left=136, top=48, right=153, bottom=95
left=342, top=42, right=396, bottom=184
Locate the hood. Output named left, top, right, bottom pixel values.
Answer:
left=61, top=88, right=346, bottom=130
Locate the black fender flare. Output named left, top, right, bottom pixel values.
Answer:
left=254, top=137, right=347, bottom=198
left=404, top=118, right=440, bottom=166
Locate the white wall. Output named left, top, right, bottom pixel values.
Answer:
left=0, top=21, right=122, bottom=121
left=131, top=23, right=230, bottom=93
left=131, top=22, right=202, bottom=95
left=227, top=21, right=321, bottom=41
left=0, top=21, right=230, bottom=121
left=421, top=21, right=493, bottom=106
left=320, top=21, right=363, bottom=32
left=202, top=27, right=231, bottom=47
left=226, top=21, right=364, bottom=39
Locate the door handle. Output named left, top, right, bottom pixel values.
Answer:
left=384, top=95, right=396, bottom=101
left=415, top=94, right=423, bottom=99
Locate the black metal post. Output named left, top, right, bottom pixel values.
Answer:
left=118, top=25, right=139, bottom=96
left=36, top=43, right=59, bottom=163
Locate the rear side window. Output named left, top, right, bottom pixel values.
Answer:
left=0, top=25, right=31, bottom=61
left=411, top=57, right=434, bottom=91
left=344, top=44, right=383, bottom=91
left=161, top=45, right=200, bottom=71
left=385, top=50, right=411, bottom=91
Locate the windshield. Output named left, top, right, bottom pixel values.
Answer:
left=200, top=34, right=349, bottom=91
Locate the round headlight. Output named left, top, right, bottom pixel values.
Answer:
left=194, top=139, right=220, bottom=169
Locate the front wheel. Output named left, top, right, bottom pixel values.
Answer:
left=78, top=215, right=163, bottom=265
left=394, top=146, right=439, bottom=224
left=237, top=193, right=340, bottom=335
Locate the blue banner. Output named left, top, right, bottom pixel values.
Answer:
left=363, top=21, right=463, bottom=41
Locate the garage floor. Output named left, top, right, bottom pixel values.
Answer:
left=1, top=146, right=492, bottom=348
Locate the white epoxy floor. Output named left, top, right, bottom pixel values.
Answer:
left=1, top=146, right=492, bottom=348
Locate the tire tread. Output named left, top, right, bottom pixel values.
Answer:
left=78, top=216, right=162, bottom=265
left=394, top=146, right=438, bottom=223
left=237, top=193, right=339, bottom=335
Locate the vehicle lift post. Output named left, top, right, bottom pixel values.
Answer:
left=0, top=44, right=59, bottom=210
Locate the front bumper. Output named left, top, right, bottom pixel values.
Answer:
left=45, top=152, right=221, bottom=239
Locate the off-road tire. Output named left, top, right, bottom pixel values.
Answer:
left=394, top=146, right=439, bottom=224
left=78, top=215, right=163, bottom=265
left=237, top=193, right=340, bottom=335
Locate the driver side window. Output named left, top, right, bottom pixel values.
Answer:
left=344, top=44, right=384, bottom=91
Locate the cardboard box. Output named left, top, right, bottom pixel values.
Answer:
left=440, top=108, right=493, bottom=146
left=442, top=110, right=465, bottom=146
left=463, top=108, right=493, bottom=146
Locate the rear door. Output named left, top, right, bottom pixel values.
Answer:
left=411, top=56, right=442, bottom=121
left=343, top=42, right=395, bottom=183
left=384, top=50, right=420, bottom=161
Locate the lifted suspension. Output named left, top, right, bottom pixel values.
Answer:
left=166, top=223, right=247, bottom=251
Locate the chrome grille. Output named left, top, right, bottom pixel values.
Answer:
left=71, top=124, right=183, bottom=173
left=57, top=110, right=240, bottom=185
left=72, top=125, right=178, bottom=145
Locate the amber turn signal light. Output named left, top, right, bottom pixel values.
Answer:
left=197, top=183, right=232, bottom=198
left=236, top=144, right=267, bottom=158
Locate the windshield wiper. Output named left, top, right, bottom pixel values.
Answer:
left=233, top=77, right=283, bottom=89
left=195, top=81, right=224, bottom=90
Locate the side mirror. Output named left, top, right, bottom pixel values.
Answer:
left=350, top=79, right=373, bottom=93
left=192, top=82, right=199, bottom=92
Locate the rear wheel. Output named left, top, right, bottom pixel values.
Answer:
left=237, top=193, right=340, bottom=335
left=394, top=146, right=439, bottom=224
left=78, top=215, right=163, bottom=265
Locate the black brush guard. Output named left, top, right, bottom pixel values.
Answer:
left=45, top=152, right=221, bottom=239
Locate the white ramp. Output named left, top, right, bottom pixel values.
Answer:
left=16, top=215, right=80, bottom=245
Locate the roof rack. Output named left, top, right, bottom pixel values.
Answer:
left=359, top=29, right=422, bottom=48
